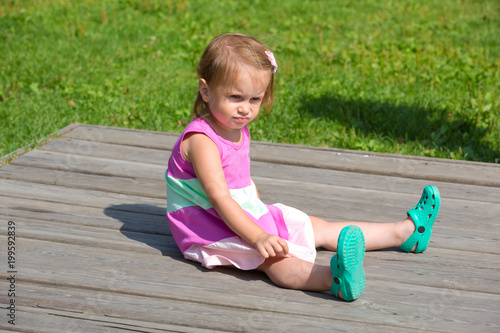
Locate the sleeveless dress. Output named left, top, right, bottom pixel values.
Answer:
left=166, top=117, right=316, bottom=269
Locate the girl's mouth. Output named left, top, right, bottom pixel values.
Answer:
left=234, top=117, right=249, bottom=122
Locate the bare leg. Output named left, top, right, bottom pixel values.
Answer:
left=311, top=216, right=416, bottom=251
left=257, top=226, right=366, bottom=300
left=257, top=256, right=332, bottom=292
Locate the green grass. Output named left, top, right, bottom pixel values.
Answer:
left=1, top=0, right=499, bottom=162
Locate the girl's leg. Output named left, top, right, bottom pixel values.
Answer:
left=257, top=256, right=333, bottom=292
left=313, top=185, right=440, bottom=253
left=257, top=225, right=366, bottom=301
left=311, top=216, right=415, bottom=251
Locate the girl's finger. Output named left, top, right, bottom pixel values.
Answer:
left=257, top=244, right=269, bottom=258
left=266, top=244, right=276, bottom=257
left=280, top=239, right=289, bottom=254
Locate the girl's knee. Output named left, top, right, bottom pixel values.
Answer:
left=259, top=257, right=316, bottom=290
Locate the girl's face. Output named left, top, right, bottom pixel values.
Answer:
left=199, top=67, right=271, bottom=141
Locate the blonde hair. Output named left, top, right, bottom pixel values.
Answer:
left=193, top=33, right=276, bottom=117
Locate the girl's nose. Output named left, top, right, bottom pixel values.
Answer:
left=238, top=103, right=250, bottom=115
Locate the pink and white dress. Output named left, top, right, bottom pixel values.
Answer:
left=166, top=117, right=316, bottom=269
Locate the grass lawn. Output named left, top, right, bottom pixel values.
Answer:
left=1, top=0, right=499, bottom=163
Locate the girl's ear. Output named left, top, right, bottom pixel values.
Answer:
left=199, top=79, right=210, bottom=103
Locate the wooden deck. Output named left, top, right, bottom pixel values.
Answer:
left=1, top=123, right=499, bottom=332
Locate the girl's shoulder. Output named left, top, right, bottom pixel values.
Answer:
left=183, top=117, right=211, bottom=134
left=182, top=117, right=219, bottom=145
left=184, top=117, right=249, bottom=149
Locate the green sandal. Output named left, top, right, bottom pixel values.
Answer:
left=400, top=185, right=441, bottom=253
left=330, top=225, right=366, bottom=301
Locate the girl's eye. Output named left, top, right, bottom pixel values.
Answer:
left=229, top=95, right=241, bottom=100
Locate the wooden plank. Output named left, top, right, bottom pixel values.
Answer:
left=2, top=189, right=498, bottom=265
left=4, top=157, right=499, bottom=221
left=255, top=177, right=500, bottom=224
left=2, top=221, right=497, bottom=302
left=61, top=124, right=500, bottom=187
left=0, top=196, right=169, bottom=236
left=5, top=130, right=497, bottom=207
left=251, top=162, right=500, bottom=204
left=2, top=174, right=499, bottom=240
left=6, top=148, right=500, bottom=206
left=2, top=177, right=497, bottom=257
left=2, top=175, right=499, bottom=255
left=2, top=305, right=219, bottom=333
left=250, top=142, right=500, bottom=187
left=29, top=136, right=500, bottom=203
left=12, top=285, right=420, bottom=333
left=0, top=179, right=165, bottom=209
left=2, top=205, right=499, bottom=287
left=0, top=164, right=165, bottom=198
left=3, top=156, right=498, bottom=232
left=39, top=137, right=168, bottom=166
left=4, top=158, right=499, bottom=237
left=3, top=160, right=500, bottom=254
left=3, top=218, right=496, bottom=298
left=4, top=166, right=500, bottom=253
left=63, top=124, right=178, bottom=150
left=2, top=238, right=499, bottom=332
left=9, top=149, right=166, bottom=180
left=0, top=215, right=176, bottom=255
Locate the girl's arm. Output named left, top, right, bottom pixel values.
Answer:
left=182, top=133, right=288, bottom=258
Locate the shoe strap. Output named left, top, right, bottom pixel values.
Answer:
left=400, top=210, right=425, bottom=253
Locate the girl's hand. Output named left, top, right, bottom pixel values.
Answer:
left=254, top=233, right=289, bottom=258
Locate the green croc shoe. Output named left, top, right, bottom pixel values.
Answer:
left=400, top=185, right=441, bottom=253
left=330, top=225, right=366, bottom=301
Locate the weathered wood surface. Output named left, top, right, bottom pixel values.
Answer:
left=1, top=123, right=499, bottom=332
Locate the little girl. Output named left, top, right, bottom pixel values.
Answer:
left=166, top=33, right=441, bottom=301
